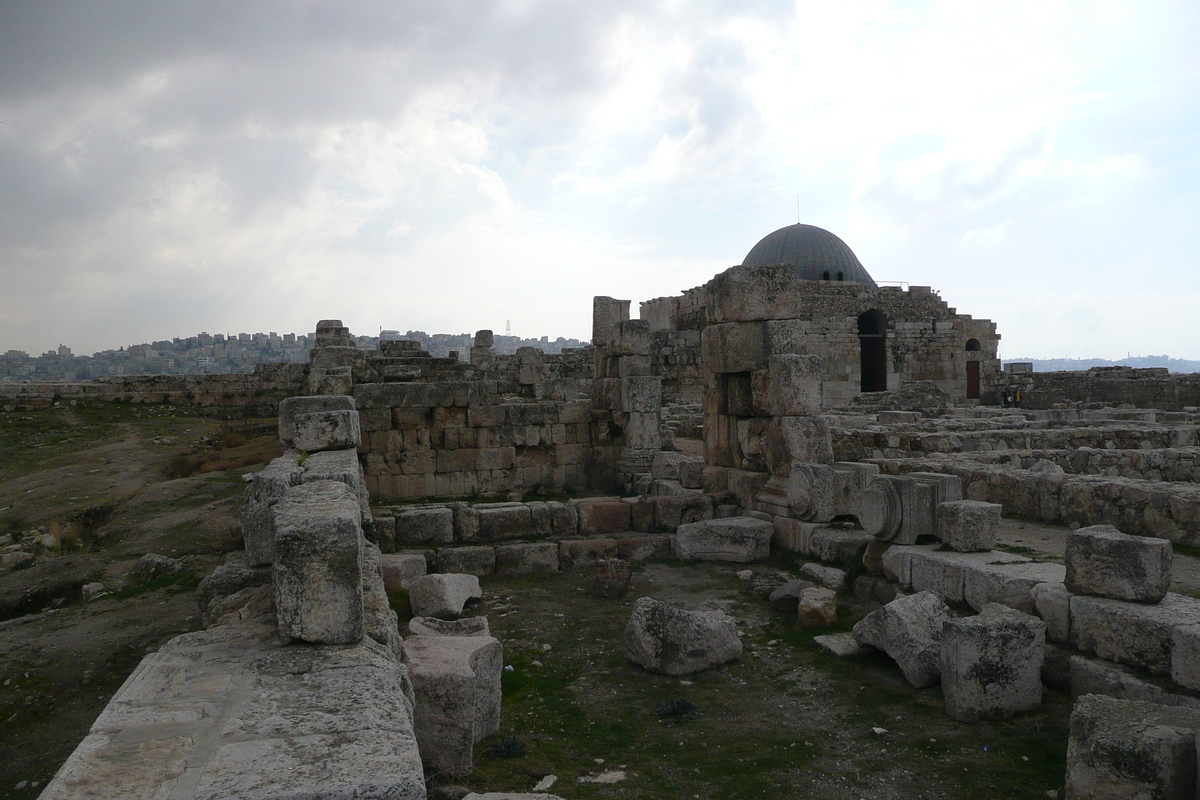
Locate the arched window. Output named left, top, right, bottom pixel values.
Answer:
left=858, top=310, right=887, bottom=392
left=966, top=338, right=981, bottom=352
left=837, top=272, right=844, bottom=281
left=822, top=271, right=830, bottom=281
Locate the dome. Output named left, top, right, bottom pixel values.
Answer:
left=741, top=224, right=877, bottom=287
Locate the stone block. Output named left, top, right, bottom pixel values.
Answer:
left=814, top=633, right=868, bottom=657
left=963, top=560, right=1065, bottom=614
left=408, top=616, right=491, bottom=637
left=613, top=319, right=652, bottom=356
left=852, top=591, right=952, bottom=688
left=271, top=480, right=364, bottom=646
left=620, top=376, right=662, bottom=413
left=860, top=475, right=903, bottom=542
left=806, top=528, right=872, bottom=569
left=279, top=394, right=355, bottom=447
left=1071, top=655, right=1200, bottom=708
left=939, top=604, right=1045, bottom=723
left=768, top=579, right=816, bottom=612
left=407, top=573, right=482, bottom=620
left=936, top=500, right=1000, bottom=553
left=766, top=415, right=834, bottom=476
left=766, top=354, right=822, bottom=415
left=495, top=542, right=559, bottom=575
left=239, top=453, right=303, bottom=567
left=469, top=504, right=534, bottom=542
left=433, top=546, right=496, bottom=577
left=1070, top=593, right=1200, bottom=675
left=394, top=506, right=455, bottom=546
left=617, top=535, right=672, bottom=561
left=771, top=516, right=811, bottom=553
left=673, top=517, right=773, bottom=563
left=797, top=587, right=838, bottom=627
left=785, top=463, right=839, bottom=522
left=621, top=597, right=741, bottom=676
left=558, top=538, right=618, bottom=570
left=1065, top=524, right=1173, bottom=603
left=700, top=321, right=767, bottom=373
left=1171, top=623, right=1200, bottom=691
left=380, top=553, right=427, bottom=596
left=291, top=409, right=362, bottom=452
left=651, top=495, right=713, bottom=532
left=1065, top=694, right=1200, bottom=800
left=1031, top=582, right=1072, bottom=645
left=624, top=411, right=661, bottom=450
left=402, top=634, right=503, bottom=778
left=577, top=500, right=632, bottom=535
left=800, top=562, right=848, bottom=591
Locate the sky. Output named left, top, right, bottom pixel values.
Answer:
left=1, top=1, right=1198, bottom=361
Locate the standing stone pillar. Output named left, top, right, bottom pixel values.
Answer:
left=470, top=329, right=494, bottom=369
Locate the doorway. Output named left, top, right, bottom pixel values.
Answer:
left=858, top=310, right=887, bottom=393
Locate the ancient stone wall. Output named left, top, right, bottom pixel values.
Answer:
left=0, top=362, right=307, bottom=414
left=641, top=265, right=1001, bottom=406
left=1000, top=367, right=1200, bottom=411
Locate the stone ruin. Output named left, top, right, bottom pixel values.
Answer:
left=38, top=222, right=1200, bottom=798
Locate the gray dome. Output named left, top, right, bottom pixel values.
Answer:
left=741, top=224, right=876, bottom=287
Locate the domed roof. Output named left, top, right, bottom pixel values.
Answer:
left=741, top=224, right=876, bottom=287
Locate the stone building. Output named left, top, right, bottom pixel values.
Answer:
left=641, top=223, right=1001, bottom=408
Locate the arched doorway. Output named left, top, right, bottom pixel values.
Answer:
left=858, top=310, right=887, bottom=393
left=965, top=339, right=981, bottom=399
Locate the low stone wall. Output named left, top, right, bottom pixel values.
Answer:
left=955, top=447, right=1200, bottom=484
left=1000, top=367, right=1200, bottom=411
left=0, top=363, right=307, bottom=414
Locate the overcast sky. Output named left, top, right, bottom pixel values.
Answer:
left=2, top=0, right=1198, bottom=360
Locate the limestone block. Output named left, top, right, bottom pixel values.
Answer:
left=907, top=472, right=964, bottom=540
left=785, top=463, right=838, bottom=522
left=1065, top=524, right=1173, bottom=603
left=621, top=597, right=742, bottom=676
left=361, top=542, right=402, bottom=655
left=402, top=634, right=503, bottom=778
left=673, top=517, right=773, bottom=563
left=617, top=535, right=672, bottom=561
left=620, top=376, right=662, bottom=413
left=651, top=495, right=713, bottom=531
left=860, top=475, right=903, bottom=542
left=558, top=538, right=618, bottom=570
left=624, top=411, right=661, bottom=450
left=806, top=528, right=872, bottom=569
left=897, top=476, right=939, bottom=544
left=465, top=794, right=567, bottom=800
left=407, top=573, right=482, bottom=620
left=962, top=559, right=1062, bottom=614
left=771, top=516, right=813, bottom=554
left=292, top=409, right=362, bottom=452
left=380, top=553, right=428, bottom=595
left=767, top=354, right=822, bottom=416
left=800, top=562, right=848, bottom=591
left=613, top=319, right=652, bottom=356
left=700, top=320, right=767, bottom=373
left=394, top=506, right=454, bottom=546
left=299, top=448, right=364, bottom=498
left=797, top=587, right=838, bottom=627
left=474, top=329, right=494, bottom=347
left=495, top=542, right=559, bottom=575
left=679, top=458, right=706, bottom=489
left=1031, top=582, right=1072, bottom=645
left=814, top=633, right=868, bottom=657
left=592, top=297, right=630, bottom=347
left=939, top=604, right=1045, bottom=723
left=936, top=500, right=1001, bottom=553
left=196, top=551, right=272, bottom=627
left=239, top=452, right=303, bottom=567
left=1069, top=593, right=1200, bottom=675
left=1065, top=694, right=1200, bottom=800
left=880, top=544, right=917, bottom=586
left=768, top=579, right=816, bottom=612
left=271, top=481, right=364, bottom=646
left=577, top=500, right=632, bottom=535
left=852, top=591, right=952, bottom=688
left=433, top=546, right=496, bottom=577
left=618, top=355, right=652, bottom=377
left=766, top=415, right=833, bottom=475
left=1071, top=655, right=1200, bottom=708
left=468, top=504, right=534, bottom=542
left=545, top=501, right=578, bottom=536
left=705, top=264, right=805, bottom=324
left=408, top=616, right=491, bottom=637
left=1171, top=623, right=1200, bottom=691
left=279, top=394, right=355, bottom=447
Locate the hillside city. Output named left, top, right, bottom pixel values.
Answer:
left=0, top=329, right=590, bottom=383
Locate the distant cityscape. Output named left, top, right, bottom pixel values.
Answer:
left=0, top=329, right=590, bottom=383
left=1005, top=355, right=1200, bottom=374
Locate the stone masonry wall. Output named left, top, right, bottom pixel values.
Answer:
left=1000, top=367, right=1200, bottom=411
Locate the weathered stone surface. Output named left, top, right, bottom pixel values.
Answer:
left=434, top=545, right=497, bottom=577
left=299, top=448, right=365, bottom=498
left=127, top=553, right=185, bottom=585
left=407, top=573, right=482, bottom=620
left=594, top=558, right=634, bottom=598
left=495, top=542, right=559, bottom=575
left=271, top=480, right=364, bottom=646
left=1171, top=622, right=1200, bottom=692
left=799, top=562, right=847, bottom=591
left=768, top=579, right=816, bottom=612
left=576, top=500, right=632, bottom=535
left=673, top=517, right=772, bottom=563
left=797, top=587, right=838, bottom=627
left=467, top=504, right=535, bottom=542
left=651, top=495, right=714, bottom=531
left=1071, top=655, right=1200, bottom=709
left=766, top=415, right=834, bottom=475
left=1070, top=592, right=1200, bottom=675
left=558, top=538, right=618, bottom=570
left=936, top=500, right=1001, bottom=553
left=621, top=597, right=742, bottom=676
left=464, top=795, right=568, bottom=800
left=617, top=534, right=672, bottom=561
left=963, top=560, right=1065, bottom=614
left=1065, top=694, right=1200, bottom=800
left=1065, top=524, right=1173, bottom=603
left=41, top=626, right=424, bottom=800
left=814, top=632, right=868, bottom=657
left=380, top=553, right=428, bottom=595
left=1031, top=582, right=1072, bottom=645
left=408, top=616, right=491, bottom=637
left=279, top=394, right=356, bottom=447
left=939, top=604, right=1045, bottom=723
left=239, top=452, right=304, bottom=566
left=852, top=591, right=952, bottom=688
left=806, top=527, right=872, bottom=569
left=402, top=634, right=503, bottom=778
left=292, top=409, right=362, bottom=452
left=394, top=506, right=455, bottom=546
left=766, top=354, right=822, bottom=416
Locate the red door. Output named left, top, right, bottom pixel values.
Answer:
left=966, top=361, right=980, bottom=399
